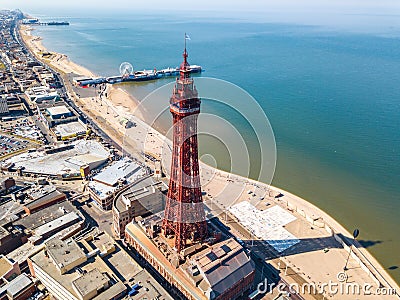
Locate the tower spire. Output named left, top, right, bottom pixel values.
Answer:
left=184, top=32, right=187, bottom=57
left=180, top=33, right=190, bottom=80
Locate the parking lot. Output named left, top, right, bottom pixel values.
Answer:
left=0, top=117, right=44, bottom=157
left=0, top=134, right=30, bottom=156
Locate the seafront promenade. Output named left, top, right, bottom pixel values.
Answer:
left=19, top=24, right=400, bottom=299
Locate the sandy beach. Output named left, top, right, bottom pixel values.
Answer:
left=19, top=24, right=400, bottom=299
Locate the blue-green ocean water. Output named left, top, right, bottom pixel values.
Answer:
left=31, top=11, right=400, bottom=282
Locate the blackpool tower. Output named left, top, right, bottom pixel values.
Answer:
left=162, top=38, right=207, bottom=252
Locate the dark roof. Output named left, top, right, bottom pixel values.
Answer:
left=15, top=200, right=76, bottom=230
left=194, top=238, right=255, bottom=297
left=25, top=189, right=66, bottom=211
left=210, top=251, right=254, bottom=296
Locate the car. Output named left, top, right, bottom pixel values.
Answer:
left=236, top=238, right=245, bottom=246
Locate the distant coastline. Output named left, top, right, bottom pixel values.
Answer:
left=18, top=20, right=400, bottom=295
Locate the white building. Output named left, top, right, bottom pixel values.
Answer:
left=25, top=86, right=59, bottom=103
left=53, top=121, right=88, bottom=141
left=4, top=140, right=110, bottom=178
left=46, top=106, right=73, bottom=119
left=88, top=157, right=147, bottom=210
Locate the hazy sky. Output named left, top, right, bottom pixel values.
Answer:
left=2, top=0, right=399, bottom=13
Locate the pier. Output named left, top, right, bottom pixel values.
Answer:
left=75, top=65, right=203, bottom=87
left=23, top=19, right=69, bottom=26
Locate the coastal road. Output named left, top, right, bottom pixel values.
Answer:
left=15, top=23, right=120, bottom=152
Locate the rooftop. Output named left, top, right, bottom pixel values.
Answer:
left=30, top=236, right=127, bottom=300
left=192, top=238, right=255, bottom=296
left=90, top=168, right=149, bottom=203
left=34, top=211, right=81, bottom=237
left=5, top=273, right=33, bottom=298
left=90, top=233, right=142, bottom=281
left=5, top=140, right=109, bottom=176
left=30, top=86, right=47, bottom=93
left=45, top=238, right=86, bottom=273
left=84, top=232, right=173, bottom=300
left=72, top=268, right=108, bottom=298
left=93, top=157, right=143, bottom=187
left=28, top=185, right=57, bottom=200
left=133, top=269, right=175, bottom=300
left=125, top=207, right=255, bottom=300
left=15, top=200, right=76, bottom=230
left=26, top=187, right=67, bottom=212
left=7, top=223, right=81, bottom=266
left=87, top=181, right=115, bottom=200
left=46, top=105, right=70, bottom=116
left=125, top=222, right=208, bottom=299
left=114, top=176, right=166, bottom=213
left=53, top=121, right=87, bottom=138
left=0, top=256, right=13, bottom=278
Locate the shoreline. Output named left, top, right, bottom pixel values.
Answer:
left=19, top=24, right=400, bottom=296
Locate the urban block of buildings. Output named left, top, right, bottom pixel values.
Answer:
left=28, top=232, right=173, bottom=300
left=28, top=237, right=126, bottom=300
left=87, top=157, right=148, bottom=210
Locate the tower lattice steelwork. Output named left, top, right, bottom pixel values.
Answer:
left=162, top=41, right=207, bottom=252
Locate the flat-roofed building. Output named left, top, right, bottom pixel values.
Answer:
left=46, top=106, right=73, bottom=120
left=23, top=185, right=67, bottom=215
left=25, top=86, right=59, bottom=103
left=39, top=105, right=78, bottom=128
left=28, top=237, right=126, bottom=300
left=38, top=72, right=54, bottom=86
left=72, top=268, right=109, bottom=300
left=0, top=273, right=36, bottom=300
left=88, top=158, right=147, bottom=210
left=33, top=212, right=82, bottom=241
left=43, top=238, right=87, bottom=275
left=4, top=140, right=110, bottom=178
left=8, top=201, right=83, bottom=273
left=53, top=121, right=88, bottom=141
left=112, top=176, right=166, bottom=237
left=0, top=255, right=20, bottom=281
left=92, top=158, right=142, bottom=187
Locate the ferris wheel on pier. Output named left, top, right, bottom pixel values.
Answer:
left=119, top=62, right=134, bottom=77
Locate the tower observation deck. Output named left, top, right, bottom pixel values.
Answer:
left=162, top=39, right=207, bottom=252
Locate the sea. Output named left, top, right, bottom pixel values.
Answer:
left=28, top=9, right=400, bottom=282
